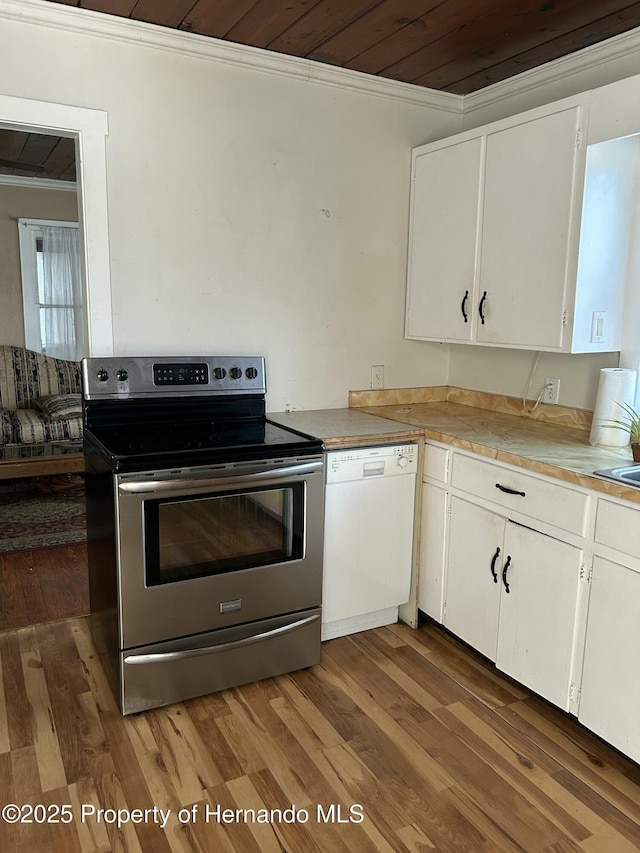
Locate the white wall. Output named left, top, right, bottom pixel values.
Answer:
left=448, top=347, right=619, bottom=411
left=0, top=3, right=461, bottom=411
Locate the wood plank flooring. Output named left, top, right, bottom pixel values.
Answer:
left=0, top=544, right=88, bottom=631
left=0, top=617, right=638, bottom=852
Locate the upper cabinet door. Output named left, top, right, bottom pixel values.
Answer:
left=477, top=106, right=583, bottom=349
left=405, top=136, right=482, bottom=342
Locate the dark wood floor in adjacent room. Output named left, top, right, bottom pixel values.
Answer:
left=0, top=543, right=88, bottom=630
left=0, top=616, right=638, bottom=852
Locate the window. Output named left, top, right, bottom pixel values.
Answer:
left=18, top=218, right=84, bottom=360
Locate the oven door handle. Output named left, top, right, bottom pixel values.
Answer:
left=123, top=614, right=320, bottom=665
left=117, top=459, right=323, bottom=494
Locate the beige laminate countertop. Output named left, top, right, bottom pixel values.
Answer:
left=271, top=401, right=640, bottom=505
left=268, top=408, right=424, bottom=448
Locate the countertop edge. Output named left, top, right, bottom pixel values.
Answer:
left=321, top=428, right=425, bottom=449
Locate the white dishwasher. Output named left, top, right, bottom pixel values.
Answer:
left=322, top=443, right=418, bottom=641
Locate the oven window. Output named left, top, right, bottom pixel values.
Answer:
left=144, top=484, right=304, bottom=585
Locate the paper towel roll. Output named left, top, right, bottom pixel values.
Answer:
left=589, top=368, right=638, bottom=446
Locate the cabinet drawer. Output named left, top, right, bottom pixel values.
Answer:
left=451, top=453, right=587, bottom=534
left=423, top=443, right=449, bottom=483
left=595, top=499, right=640, bottom=560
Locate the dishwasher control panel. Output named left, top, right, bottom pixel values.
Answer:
left=326, top=443, right=418, bottom=484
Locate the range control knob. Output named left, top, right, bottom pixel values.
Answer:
left=96, top=369, right=109, bottom=382
left=213, top=367, right=227, bottom=380
left=229, top=367, right=243, bottom=380
left=116, top=368, right=129, bottom=382
left=245, top=366, right=258, bottom=380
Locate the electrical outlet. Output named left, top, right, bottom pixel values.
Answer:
left=371, top=365, right=384, bottom=390
left=544, top=377, right=560, bottom=405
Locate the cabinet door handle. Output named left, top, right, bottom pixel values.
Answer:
left=502, top=555, right=512, bottom=593
left=490, top=546, right=500, bottom=583
left=478, top=291, right=487, bottom=324
left=461, top=290, right=469, bottom=323
left=496, top=483, right=526, bottom=497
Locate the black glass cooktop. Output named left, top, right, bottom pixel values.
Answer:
left=84, top=419, right=323, bottom=472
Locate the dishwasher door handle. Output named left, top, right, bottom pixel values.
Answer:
left=363, top=461, right=385, bottom=477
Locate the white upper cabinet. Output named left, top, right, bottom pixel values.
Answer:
left=405, top=93, right=630, bottom=353
left=405, top=136, right=482, bottom=342
left=477, top=106, right=582, bottom=348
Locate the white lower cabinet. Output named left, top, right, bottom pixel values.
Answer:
left=579, top=558, right=640, bottom=764
left=444, top=495, right=583, bottom=710
left=444, top=497, right=503, bottom=660
left=576, top=496, right=640, bottom=762
left=494, top=521, right=582, bottom=711
left=417, top=481, right=448, bottom=622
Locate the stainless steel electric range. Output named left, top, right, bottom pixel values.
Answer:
left=82, top=355, right=325, bottom=714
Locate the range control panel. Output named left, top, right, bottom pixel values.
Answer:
left=82, top=356, right=266, bottom=399
left=153, top=363, right=209, bottom=386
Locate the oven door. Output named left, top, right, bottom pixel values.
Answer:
left=115, top=456, right=325, bottom=649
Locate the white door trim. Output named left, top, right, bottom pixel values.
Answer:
left=0, top=94, right=113, bottom=357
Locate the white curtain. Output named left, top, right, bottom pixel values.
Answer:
left=41, top=225, right=84, bottom=360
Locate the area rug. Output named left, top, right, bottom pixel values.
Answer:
left=0, top=475, right=86, bottom=553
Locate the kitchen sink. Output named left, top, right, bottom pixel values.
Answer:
left=593, top=465, right=640, bottom=486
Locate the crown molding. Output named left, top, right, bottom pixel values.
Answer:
left=0, top=0, right=462, bottom=114
left=463, top=24, right=640, bottom=117
left=0, top=174, right=77, bottom=192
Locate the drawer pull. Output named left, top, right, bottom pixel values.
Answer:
left=496, top=483, right=526, bottom=497
left=490, top=546, right=500, bottom=583
left=502, top=555, right=512, bottom=593
left=461, top=289, right=469, bottom=323
left=478, top=291, right=487, bottom=324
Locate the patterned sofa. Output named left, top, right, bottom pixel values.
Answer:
left=0, top=346, right=83, bottom=448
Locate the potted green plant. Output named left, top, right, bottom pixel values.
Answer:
left=604, top=402, right=640, bottom=461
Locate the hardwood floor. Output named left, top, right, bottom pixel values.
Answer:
left=0, top=544, right=88, bottom=631
left=0, top=616, right=638, bottom=852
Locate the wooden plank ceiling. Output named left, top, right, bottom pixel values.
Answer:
left=0, top=131, right=76, bottom=182
left=44, top=0, right=640, bottom=95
